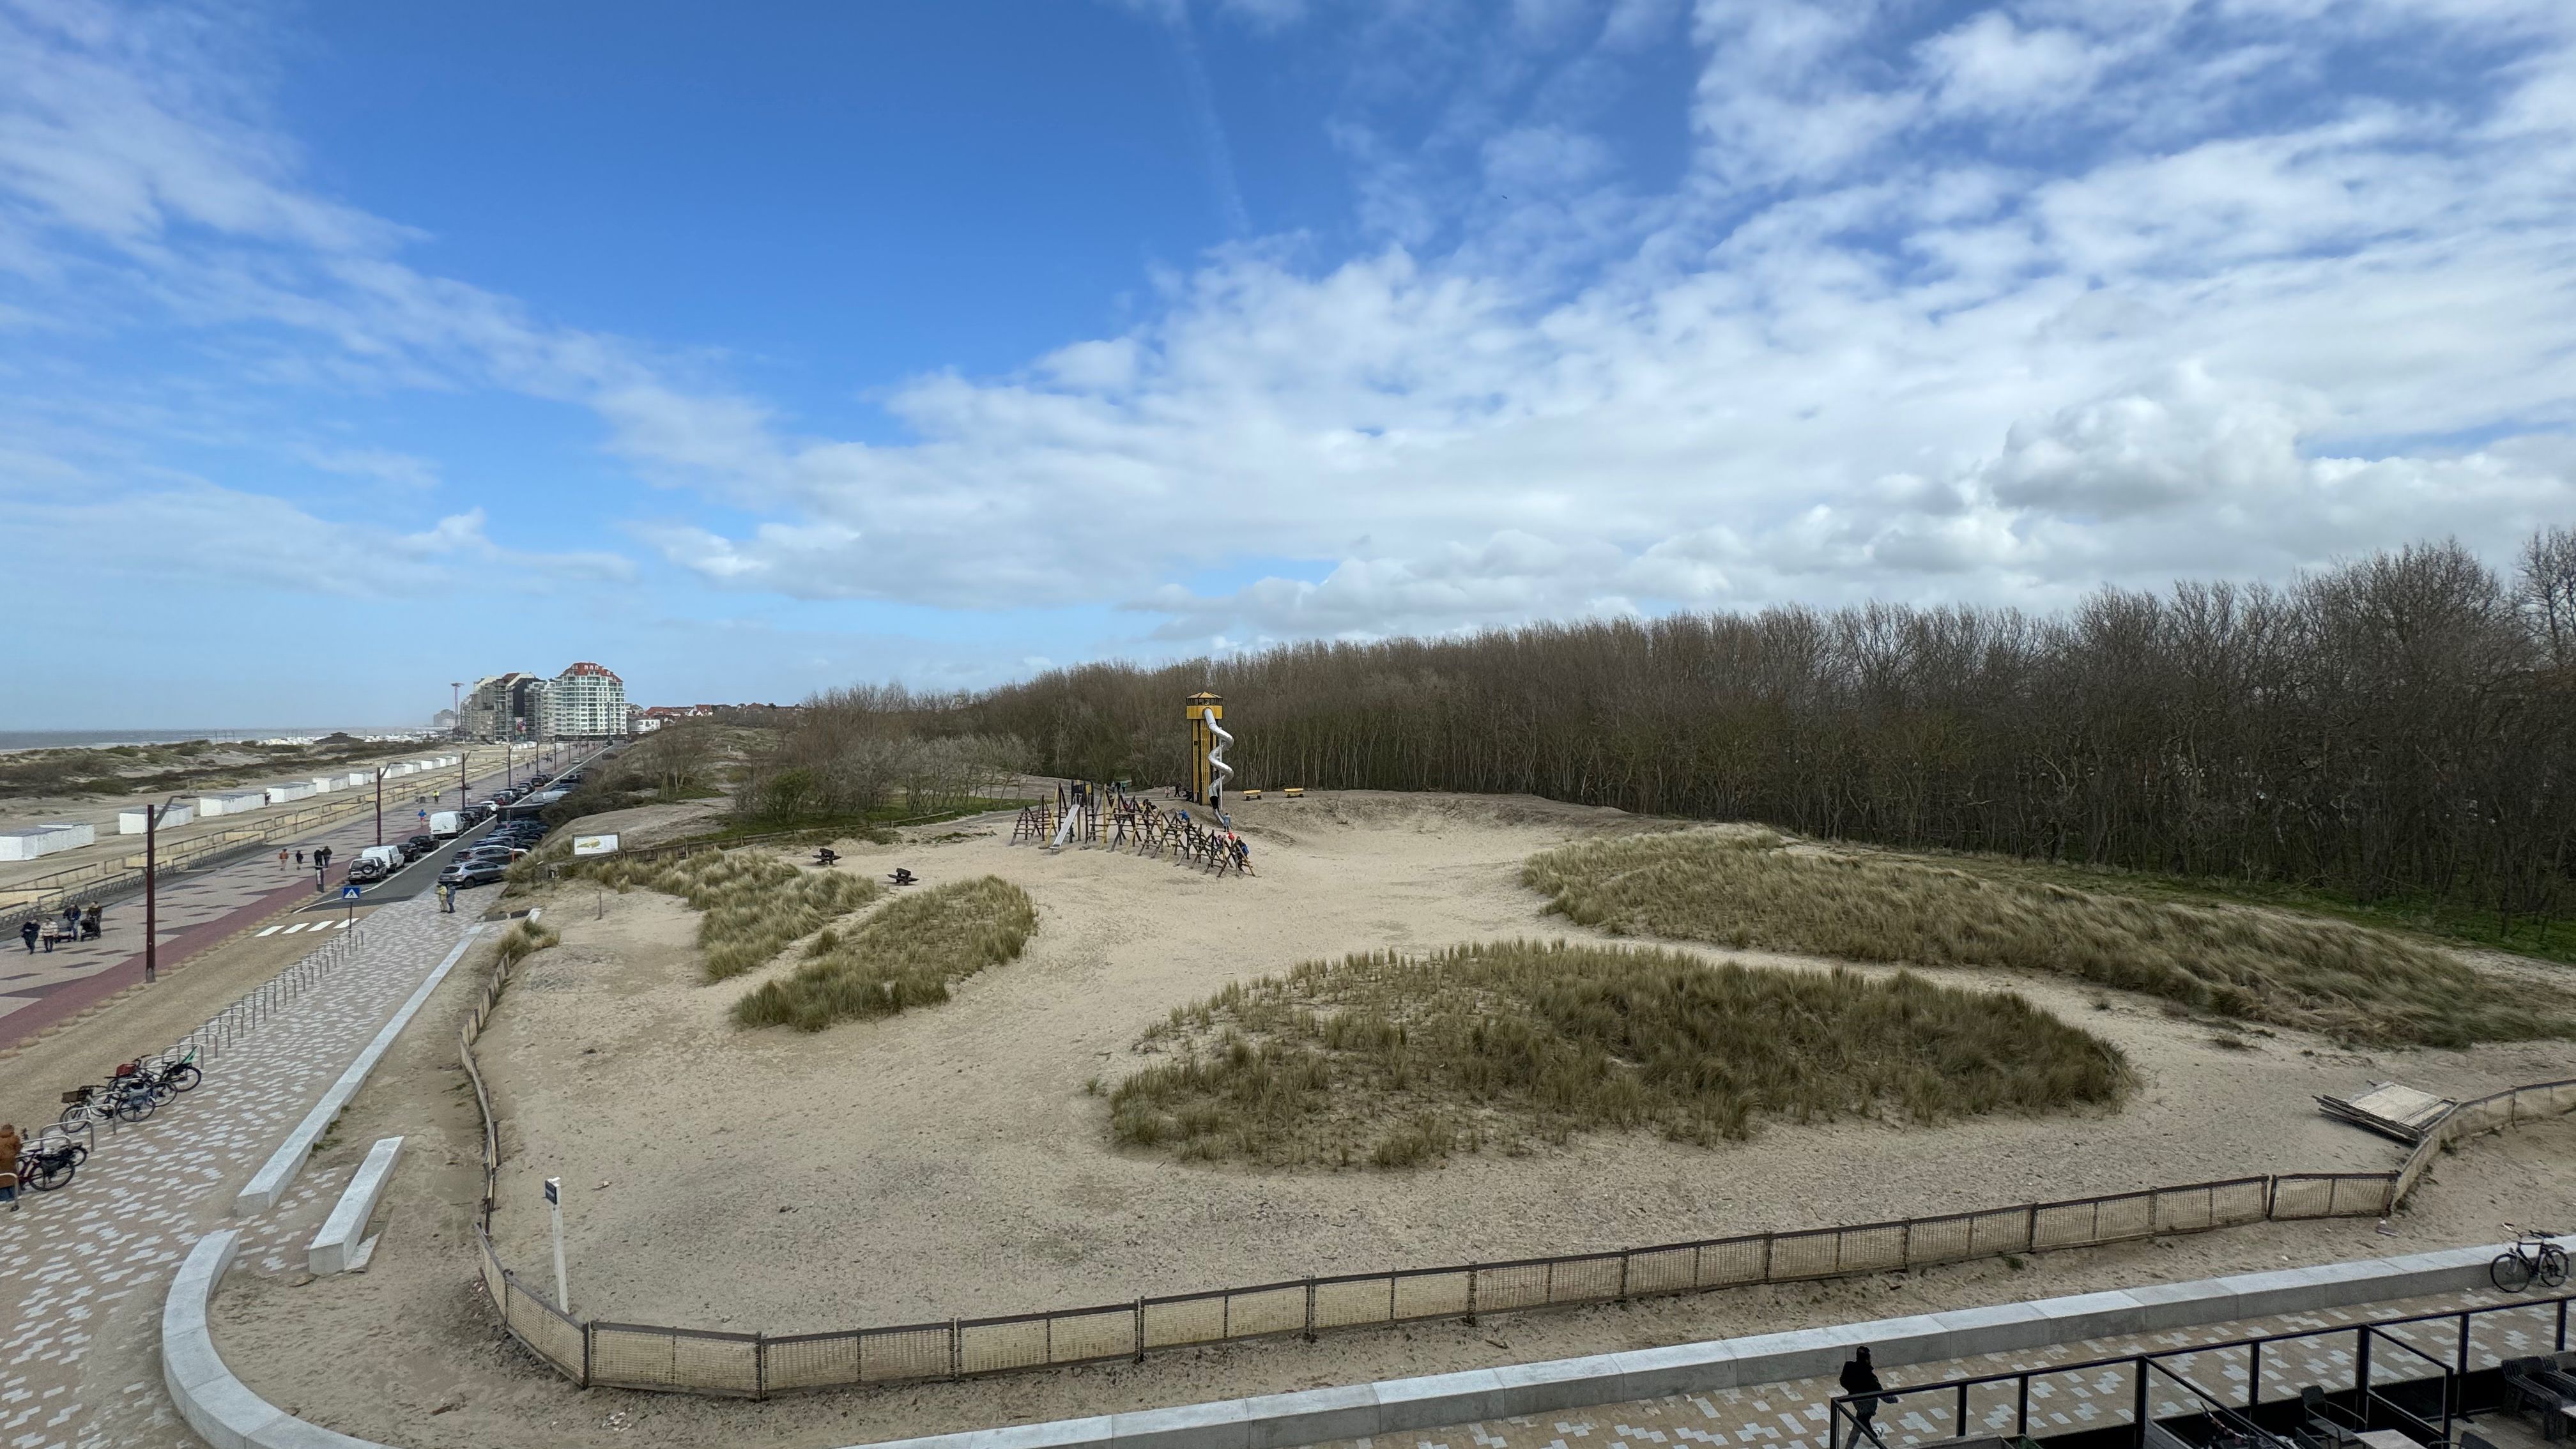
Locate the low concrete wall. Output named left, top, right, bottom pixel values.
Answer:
left=232, top=926, right=484, bottom=1215
left=164, top=1230, right=2571, bottom=1449
left=309, top=1137, right=404, bottom=1275
left=854, top=1236, right=2572, bottom=1449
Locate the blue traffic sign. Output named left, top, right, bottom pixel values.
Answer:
left=341, top=884, right=362, bottom=900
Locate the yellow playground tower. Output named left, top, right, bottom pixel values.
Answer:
left=1185, top=691, right=1233, bottom=808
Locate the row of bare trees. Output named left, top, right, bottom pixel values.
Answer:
left=739, top=685, right=1023, bottom=823
left=906, top=531, right=2576, bottom=924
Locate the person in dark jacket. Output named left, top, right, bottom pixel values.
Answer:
left=18, top=919, right=36, bottom=953
left=1839, top=1346, right=1890, bottom=1449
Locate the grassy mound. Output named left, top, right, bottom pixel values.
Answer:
left=1522, top=831, right=2565, bottom=1047
left=579, top=849, right=880, bottom=981
left=1107, top=940, right=2128, bottom=1169
left=733, top=875, right=1037, bottom=1031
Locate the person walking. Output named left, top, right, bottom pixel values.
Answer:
left=0, top=1121, right=21, bottom=1211
left=277, top=848, right=289, bottom=870
left=438, top=882, right=455, bottom=914
left=17, top=919, right=35, bottom=953
left=295, top=848, right=305, bottom=868
left=1839, top=1346, right=1890, bottom=1449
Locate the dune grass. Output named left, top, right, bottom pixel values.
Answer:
left=1106, top=940, right=2128, bottom=1169
left=493, top=916, right=561, bottom=967
left=1522, top=830, right=2568, bottom=1048
left=578, top=848, right=880, bottom=981
left=733, top=875, right=1037, bottom=1031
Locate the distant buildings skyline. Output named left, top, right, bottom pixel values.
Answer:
left=457, top=663, right=630, bottom=740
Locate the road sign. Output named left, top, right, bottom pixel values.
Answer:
left=544, top=1177, right=560, bottom=1205
left=341, top=884, right=362, bottom=900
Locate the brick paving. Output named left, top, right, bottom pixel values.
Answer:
left=1310, top=1286, right=2570, bottom=1449
left=0, top=892, right=477, bottom=1449
left=1, top=758, right=528, bottom=1050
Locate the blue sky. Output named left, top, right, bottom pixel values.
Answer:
left=3, top=0, right=2572, bottom=728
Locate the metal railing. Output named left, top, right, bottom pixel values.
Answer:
left=1825, top=1289, right=2576, bottom=1449
left=20, top=916, right=367, bottom=1192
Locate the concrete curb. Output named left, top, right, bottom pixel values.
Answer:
left=308, top=1136, right=404, bottom=1275
left=232, top=924, right=483, bottom=1215
left=163, top=1230, right=2572, bottom=1449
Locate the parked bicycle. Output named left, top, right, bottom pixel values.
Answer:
left=116, top=1048, right=201, bottom=1099
left=58, top=1080, right=153, bottom=1126
left=15, top=1140, right=79, bottom=1193
left=2490, top=1228, right=2570, bottom=1291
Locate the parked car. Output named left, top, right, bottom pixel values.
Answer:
left=436, top=859, right=507, bottom=888
left=343, top=857, right=390, bottom=884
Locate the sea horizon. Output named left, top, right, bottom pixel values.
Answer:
left=0, top=728, right=436, bottom=754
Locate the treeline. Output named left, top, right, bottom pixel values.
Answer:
left=737, top=686, right=1021, bottom=823
left=887, top=531, right=2576, bottom=925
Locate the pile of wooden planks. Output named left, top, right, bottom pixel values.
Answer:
left=2317, top=1081, right=2456, bottom=1144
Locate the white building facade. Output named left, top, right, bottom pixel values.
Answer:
left=548, top=661, right=629, bottom=737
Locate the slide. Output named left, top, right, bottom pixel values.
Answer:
left=1206, top=714, right=1235, bottom=804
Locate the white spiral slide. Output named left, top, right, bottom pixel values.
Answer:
left=1206, top=714, right=1235, bottom=804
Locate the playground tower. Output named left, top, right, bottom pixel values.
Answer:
left=1185, top=691, right=1232, bottom=809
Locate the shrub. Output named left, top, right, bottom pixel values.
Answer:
left=1522, top=831, right=2570, bottom=1047
left=1107, top=940, right=2128, bottom=1169
left=732, top=876, right=1037, bottom=1031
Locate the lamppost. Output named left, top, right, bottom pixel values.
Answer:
left=374, top=765, right=387, bottom=846
left=142, top=793, right=183, bottom=985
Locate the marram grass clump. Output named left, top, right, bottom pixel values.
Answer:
left=1107, top=939, right=2128, bottom=1169
left=576, top=848, right=879, bottom=981
left=733, top=875, right=1037, bottom=1031
left=1521, top=830, right=2566, bottom=1047
left=494, top=916, right=560, bottom=967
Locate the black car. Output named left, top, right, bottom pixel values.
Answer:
left=437, top=859, right=507, bottom=888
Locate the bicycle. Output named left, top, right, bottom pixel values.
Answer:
left=2490, top=1229, right=2569, bottom=1291
left=57, top=1080, right=153, bottom=1126
left=16, top=1142, right=78, bottom=1192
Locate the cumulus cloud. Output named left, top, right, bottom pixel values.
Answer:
left=6, top=0, right=2576, bottom=658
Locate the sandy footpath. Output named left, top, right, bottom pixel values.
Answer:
left=202, top=790, right=2576, bottom=1449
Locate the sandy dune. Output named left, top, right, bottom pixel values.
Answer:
left=470, top=791, right=2572, bottom=1335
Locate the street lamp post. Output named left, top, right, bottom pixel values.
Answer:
left=374, top=765, right=387, bottom=846
left=142, top=792, right=182, bottom=985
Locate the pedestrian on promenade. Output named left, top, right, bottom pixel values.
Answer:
left=438, top=882, right=455, bottom=914
left=0, top=1121, right=20, bottom=1211
left=19, top=919, right=36, bottom=953
left=277, top=848, right=289, bottom=870
left=295, top=848, right=305, bottom=868
left=1838, top=1346, right=1891, bottom=1449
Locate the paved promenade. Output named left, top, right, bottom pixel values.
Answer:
left=0, top=892, right=477, bottom=1449
left=2, top=759, right=530, bottom=1050
left=1310, top=1284, right=2564, bottom=1449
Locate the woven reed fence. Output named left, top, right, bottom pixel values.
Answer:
left=456, top=938, right=2575, bottom=1400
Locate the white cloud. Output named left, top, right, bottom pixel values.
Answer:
left=1919, top=13, right=2111, bottom=114
left=6, top=0, right=2576, bottom=657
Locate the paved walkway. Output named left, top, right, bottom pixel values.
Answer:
left=1312, top=1284, right=2567, bottom=1449
left=1, top=758, right=528, bottom=1049
left=0, top=891, right=478, bottom=1449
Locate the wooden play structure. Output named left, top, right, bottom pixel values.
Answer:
left=1006, top=692, right=1275, bottom=875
